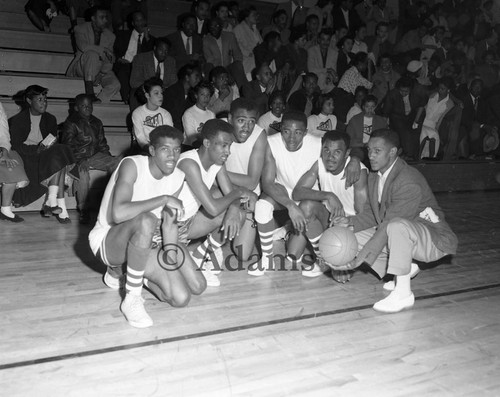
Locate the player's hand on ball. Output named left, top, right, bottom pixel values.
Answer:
left=332, top=216, right=350, bottom=227
left=326, top=194, right=345, bottom=224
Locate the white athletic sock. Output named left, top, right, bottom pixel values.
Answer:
left=46, top=185, right=59, bottom=207
left=1, top=206, right=15, bottom=218
left=57, top=198, right=69, bottom=218
left=393, top=273, right=412, bottom=298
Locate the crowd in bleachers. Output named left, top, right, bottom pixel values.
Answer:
left=1, top=0, right=500, bottom=225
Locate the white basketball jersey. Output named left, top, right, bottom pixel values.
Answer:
left=268, top=133, right=321, bottom=197
left=317, top=156, right=366, bottom=216
left=225, top=125, right=264, bottom=195
left=88, top=155, right=185, bottom=255
left=177, top=149, right=222, bottom=221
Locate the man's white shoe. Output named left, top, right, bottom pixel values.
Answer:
left=207, top=246, right=223, bottom=274
left=272, top=226, right=287, bottom=241
left=121, top=293, right=153, bottom=328
left=373, top=291, right=415, bottom=313
left=383, top=263, right=420, bottom=291
left=248, top=258, right=271, bottom=277
left=103, top=270, right=122, bottom=290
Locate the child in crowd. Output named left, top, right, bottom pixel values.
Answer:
left=257, top=91, right=285, bottom=135
left=307, top=93, right=338, bottom=138
left=182, top=81, right=216, bottom=146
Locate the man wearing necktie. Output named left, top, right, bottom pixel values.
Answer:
left=67, top=6, right=121, bottom=104
left=167, top=13, right=205, bottom=71
left=333, top=129, right=457, bottom=313
left=113, top=11, right=155, bottom=103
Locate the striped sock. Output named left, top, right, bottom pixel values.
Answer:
left=258, top=224, right=275, bottom=269
left=310, top=234, right=323, bottom=259
left=125, top=242, right=150, bottom=296
left=193, top=234, right=222, bottom=264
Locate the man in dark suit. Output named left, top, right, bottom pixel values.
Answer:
left=162, top=63, right=201, bottom=132
left=241, top=63, right=277, bottom=116
left=113, top=11, right=155, bottom=103
left=474, top=28, right=498, bottom=65
left=287, top=72, right=320, bottom=117
left=193, top=0, right=211, bottom=36
left=167, top=13, right=204, bottom=71
left=67, top=6, right=120, bottom=103
left=334, top=129, right=458, bottom=313
left=331, top=0, right=362, bottom=33
left=203, top=17, right=246, bottom=89
left=129, top=37, right=178, bottom=111
left=275, top=0, right=309, bottom=29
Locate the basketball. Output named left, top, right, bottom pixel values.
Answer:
left=318, top=226, right=358, bottom=268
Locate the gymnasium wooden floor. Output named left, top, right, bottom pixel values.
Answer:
left=0, top=190, right=499, bottom=396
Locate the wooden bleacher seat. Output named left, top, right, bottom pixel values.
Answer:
left=0, top=29, right=73, bottom=53
left=0, top=49, right=72, bottom=74
left=0, top=12, right=84, bottom=34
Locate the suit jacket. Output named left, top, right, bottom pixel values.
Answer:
left=67, top=22, right=116, bottom=76
left=166, top=31, right=204, bottom=71
left=331, top=6, right=361, bottom=32
left=307, top=45, right=338, bottom=89
left=276, top=1, right=309, bottom=28
left=346, top=113, right=388, bottom=161
left=474, top=40, right=497, bottom=65
left=203, top=32, right=243, bottom=68
left=351, top=158, right=458, bottom=276
left=162, top=80, right=193, bottom=131
left=130, top=51, right=177, bottom=89
left=455, top=88, right=488, bottom=132
left=8, top=109, right=57, bottom=153
left=241, top=80, right=269, bottom=116
left=253, top=42, right=290, bottom=72
left=382, top=86, right=428, bottom=121
left=113, top=29, right=155, bottom=60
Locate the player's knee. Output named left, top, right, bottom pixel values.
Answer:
left=134, top=212, right=158, bottom=235
left=299, top=200, right=315, bottom=218
left=190, top=278, right=207, bottom=295
left=169, top=290, right=191, bottom=307
left=255, top=199, right=274, bottom=224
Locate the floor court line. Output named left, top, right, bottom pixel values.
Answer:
left=1, top=282, right=499, bottom=371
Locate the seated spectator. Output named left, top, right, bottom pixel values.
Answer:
left=132, top=78, right=174, bottom=149
left=258, top=90, right=285, bottom=135
left=276, top=0, right=309, bottom=28
left=429, top=3, right=450, bottom=36
left=227, top=1, right=239, bottom=30
left=371, top=53, right=400, bottom=103
left=346, top=85, right=368, bottom=124
left=193, top=0, right=211, bottom=36
left=421, top=25, right=445, bottom=62
left=355, top=0, right=372, bottom=26
left=182, top=81, right=216, bottom=146
left=307, top=0, right=334, bottom=31
left=381, top=76, right=427, bottom=160
left=288, top=72, right=320, bottom=117
left=431, top=37, right=452, bottom=64
left=113, top=10, right=155, bottom=104
left=307, top=92, right=338, bottom=138
left=8, top=86, right=75, bottom=223
left=393, top=22, right=429, bottom=57
left=474, top=27, right=498, bottom=65
left=475, top=50, right=500, bottom=91
left=233, top=7, right=263, bottom=79
left=336, top=35, right=354, bottom=80
left=0, top=102, right=29, bottom=223
left=331, top=0, right=362, bottom=33
left=285, top=26, right=308, bottom=78
left=418, top=77, right=455, bottom=159
left=438, top=51, right=468, bottom=87
left=167, top=13, right=204, bottom=71
left=367, top=21, right=393, bottom=66
left=162, top=63, right=201, bottom=132
left=241, top=62, right=277, bottom=117
left=330, top=25, right=349, bottom=50
left=262, top=9, right=291, bottom=45
left=66, top=0, right=94, bottom=31
left=307, top=28, right=339, bottom=91
left=338, top=52, right=373, bottom=95
left=208, top=66, right=239, bottom=116
left=129, top=37, right=177, bottom=111
left=254, top=32, right=290, bottom=76
left=60, top=94, right=120, bottom=223
left=352, top=24, right=368, bottom=54
left=66, top=6, right=121, bottom=104
left=110, top=0, right=148, bottom=31
left=25, top=0, right=66, bottom=32
left=347, top=94, right=387, bottom=163
left=366, top=0, right=396, bottom=37
left=203, top=17, right=246, bottom=89
left=304, top=14, right=320, bottom=50
left=213, top=1, right=233, bottom=32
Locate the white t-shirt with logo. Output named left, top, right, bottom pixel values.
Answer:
left=132, top=104, right=173, bottom=147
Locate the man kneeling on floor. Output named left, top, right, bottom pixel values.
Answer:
left=88, top=126, right=206, bottom=328
left=333, top=128, right=458, bottom=313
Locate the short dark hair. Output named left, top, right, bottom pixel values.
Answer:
left=306, top=14, right=319, bottom=24
left=25, top=85, right=48, bottom=100
left=337, top=35, right=354, bottom=49
left=322, top=130, right=350, bottom=148
left=193, top=80, right=215, bottom=97
left=370, top=128, right=400, bottom=149
left=155, top=36, right=171, bottom=49
left=149, top=125, right=184, bottom=147
left=319, top=28, right=333, bottom=38
left=264, top=31, right=281, bottom=44
left=178, top=12, right=196, bottom=29
left=268, top=90, right=285, bottom=108
left=354, top=86, right=369, bottom=96
left=363, top=94, right=378, bottom=106
left=289, top=26, right=307, bottom=43
left=213, top=1, right=229, bottom=14
left=353, top=52, right=368, bottom=66
left=89, top=5, right=109, bottom=18
left=178, top=62, right=201, bottom=80
left=143, top=77, right=164, bottom=95
left=396, top=76, right=413, bottom=89
left=317, top=92, right=334, bottom=113
left=201, top=119, right=234, bottom=140
left=74, top=93, right=93, bottom=106
left=272, top=9, right=287, bottom=23
left=303, top=72, right=318, bottom=84
left=239, top=6, right=256, bottom=23
left=439, top=76, right=454, bottom=90
left=376, top=21, right=389, bottom=32
left=230, top=98, right=259, bottom=115
left=281, top=111, right=307, bottom=127
left=209, top=66, right=229, bottom=82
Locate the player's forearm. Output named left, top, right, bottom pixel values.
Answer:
left=263, top=182, right=294, bottom=208
left=227, top=171, right=259, bottom=191
left=292, top=186, right=330, bottom=202
left=112, top=196, right=167, bottom=224
left=204, top=187, right=245, bottom=217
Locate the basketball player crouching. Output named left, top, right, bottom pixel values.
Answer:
left=292, top=130, right=368, bottom=282
left=89, top=126, right=207, bottom=328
